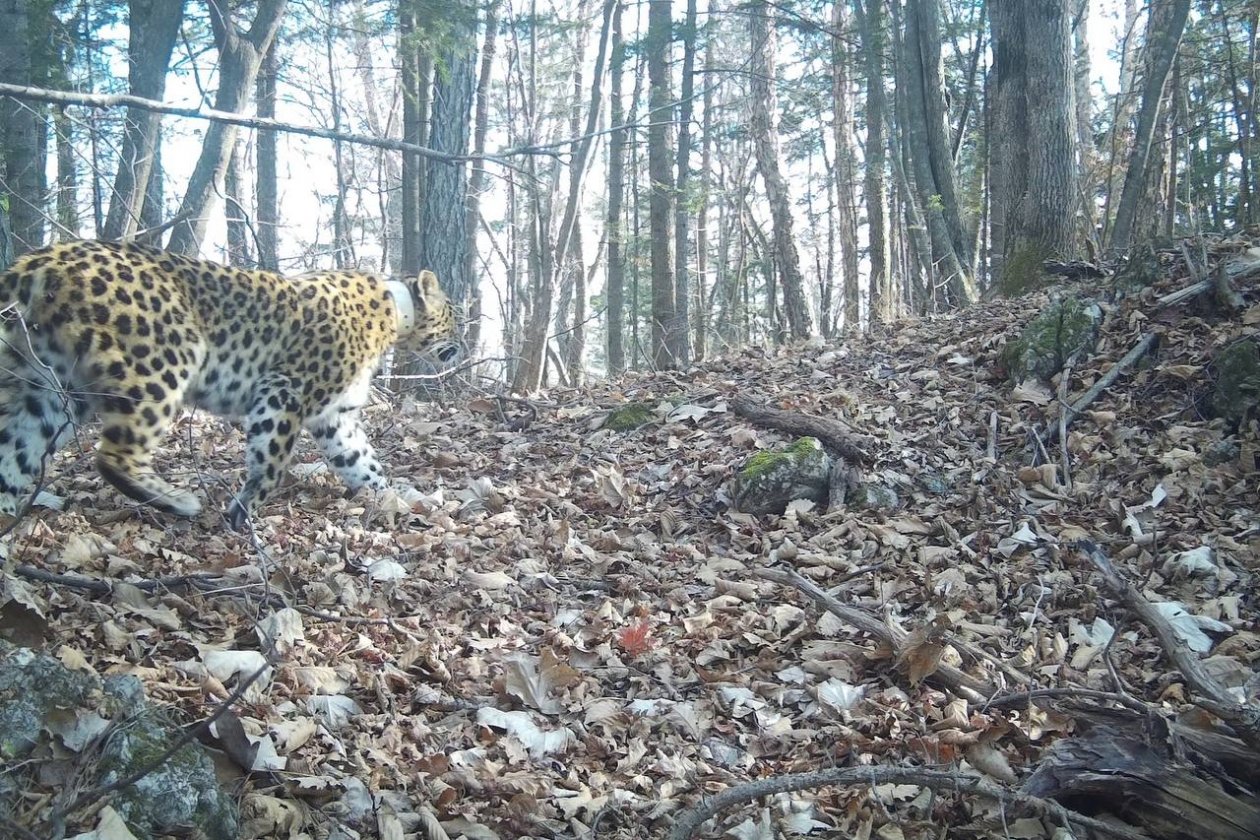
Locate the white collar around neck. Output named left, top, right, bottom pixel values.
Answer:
left=385, top=279, right=417, bottom=336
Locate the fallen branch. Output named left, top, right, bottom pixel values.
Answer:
left=756, top=566, right=1010, bottom=701
left=667, top=765, right=1151, bottom=840
left=730, top=395, right=873, bottom=465
left=1076, top=539, right=1260, bottom=751
left=1046, top=332, right=1158, bottom=443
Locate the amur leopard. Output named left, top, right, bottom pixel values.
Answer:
left=0, top=239, right=457, bottom=529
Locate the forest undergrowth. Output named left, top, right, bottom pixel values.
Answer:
left=4, top=241, right=1259, bottom=839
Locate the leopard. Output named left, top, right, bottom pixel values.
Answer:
left=0, top=239, right=457, bottom=529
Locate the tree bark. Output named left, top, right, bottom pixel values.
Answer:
left=647, top=0, right=678, bottom=367
left=605, top=0, right=627, bottom=375
left=462, top=1, right=498, bottom=353
left=54, top=106, right=79, bottom=238
left=0, top=0, right=46, bottom=253
left=1109, top=0, right=1191, bottom=252
left=224, top=138, right=252, bottom=265
left=671, top=0, right=698, bottom=366
left=694, top=0, right=716, bottom=360
left=255, top=40, right=279, bottom=270
left=990, top=0, right=1079, bottom=293
left=101, top=0, right=183, bottom=241
left=832, top=1, right=861, bottom=332
left=325, top=0, right=350, bottom=268
left=419, top=5, right=476, bottom=310
left=399, top=0, right=431, bottom=274
left=852, top=0, right=893, bottom=323
left=166, top=0, right=286, bottom=256
left=747, top=1, right=813, bottom=338
left=895, top=0, right=972, bottom=307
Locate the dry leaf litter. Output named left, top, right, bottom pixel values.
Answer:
left=3, top=244, right=1259, bottom=840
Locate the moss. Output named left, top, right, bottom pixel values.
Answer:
left=740, top=437, right=822, bottom=480
left=1001, top=297, right=1102, bottom=382
left=1212, top=339, right=1260, bottom=422
left=604, top=403, right=654, bottom=432
left=997, top=240, right=1052, bottom=296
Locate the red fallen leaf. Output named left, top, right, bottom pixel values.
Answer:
left=616, top=621, right=654, bottom=658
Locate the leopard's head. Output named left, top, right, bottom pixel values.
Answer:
left=400, top=269, right=459, bottom=362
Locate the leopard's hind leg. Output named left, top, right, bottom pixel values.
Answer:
left=92, top=335, right=206, bottom=519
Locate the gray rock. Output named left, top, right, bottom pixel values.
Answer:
left=1001, top=297, right=1104, bottom=382
left=732, top=437, right=832, bottom=515
left=0, top=640, right=238, bottom=840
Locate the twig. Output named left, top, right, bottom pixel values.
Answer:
left=1046, top=332, right=1158, bottom=443
left=756, top=566, right=999, bottom=701
left=667, top=765, right=1152, bottom=840
left=1075, top=539, right=1260, bottom=751
left=50, top=653, right=275, bottom=831
left=986, top=410, right=998, bottom=461
left=983, top=686, right=1151, bottom=714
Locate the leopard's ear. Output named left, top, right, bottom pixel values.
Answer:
left=417, top=270, right=442, bottom=296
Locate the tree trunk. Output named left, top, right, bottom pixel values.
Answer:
left=419, top=5, right=476, bottom=310
left=255, top=40, right=279, bottom=269
left=694, top=0, right=716, bottom=360
left=0, top=0, right=46, bottom=253
left=325, top=0, right=350, bottom=268
left=671, top=0, right=698, bottom=366
left=647, top=0, right=678, bottom=368
left=224, top=138, right=252, bottom=265
left=353, top=0, right=402, bottom=272
left=895, top=0, right=972, bottom=307
left=832, top=0, right=861, bottom=331
left=54, top=107, right=79, bottom=238
left=167, top=0, right=286, bottom=256
left=399, top=0, right=431, bottom=275
left=462, top=1, right=498, bottom=353
left=511, top=0, right=616, bottom=391
left=605, top=0, right=627, bottom=375
left=853, top=0, right=893, bottom=323
left=101, top=0, right=184, bottom=241
left=990, top=0, right=1079, bottom=293
left=1109, top=0, right=1191, bottom=252
left=747, top=1, right=813, bottom=338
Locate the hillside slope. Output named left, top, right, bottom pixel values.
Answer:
left=4, top=243, right=1259, bottom=839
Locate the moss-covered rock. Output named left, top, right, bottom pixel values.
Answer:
left=1113, top=243, right=1165, bottom=292
left=732, top=437, right=832, bottom=515
left=1000, top=297, right=1103, bottom=382
left=1212, top=339, right=1260, bottom=424
left=849, top=482, right=899, bottom=511
left=604, top=403, right=655, bottom=431
left=0, top=641, right=238, bottom=840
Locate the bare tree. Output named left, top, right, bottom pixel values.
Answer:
left=990, top=0, right=1079, bottom=292
left=672, top=0, right=699, bottom=366
left=605, top=0, right=628, bottom=375
left=167, top=0, right=286, bottom=255
left=648, top=0, right=679, bottom=367
left=0, top=0, right=46, bottom=254
left=853, top=0, right=893, bottom=323
left=1108, top=0, right=1191, bottom=252
left=832, top=1, right=861, bottom=331
left=747, top=1, right=813, bottom=338
left=895, top=0, right=972, bottom=306
left=398, top=0, right=432, bottom=274
left=419, top=3, right=477, bottom=311
left=255, top=40, right=279, bottom=270
left=102, top=0, right=184, bottom=241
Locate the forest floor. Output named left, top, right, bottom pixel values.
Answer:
left=4, top=242, right=1260, bottom=840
